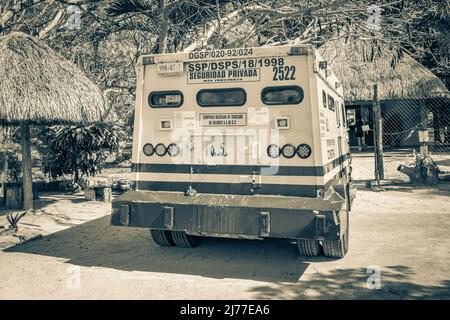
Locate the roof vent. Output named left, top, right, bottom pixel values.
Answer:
left=290, top=47, right=309, bottom=56
left=143, top=56, right=156, bottom=65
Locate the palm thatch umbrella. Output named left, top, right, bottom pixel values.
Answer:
left=0, top=32, right=111, bottom=210
left=318, top=36, right=448, bottom=102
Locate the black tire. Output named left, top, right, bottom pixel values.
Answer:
left=171, top=231, right=203, bottom=248
left=150, top=229, right=175, bottom=247
left=296, top=239, right=321, bottom=256
left=323, top=210, right=349, bottom=258
left=322, top=231, right=348, bottom=258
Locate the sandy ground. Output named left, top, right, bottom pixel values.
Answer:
left=0, top=182, right=449, bottom=300
left=351, top=150, right=450, bottom=182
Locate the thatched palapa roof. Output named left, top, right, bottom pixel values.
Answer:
left=0, top=32, right=110, bottom=125
left=318, top=37, right=449, bottom=102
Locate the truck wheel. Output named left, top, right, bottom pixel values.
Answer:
left=322, top=232, right=348, bottom=258
left=323, top=210, right=350, bottom=258
left=296, top=239, right=321, bottom=256
left=150, top=229, right=175, bottom=246
left=171, top=231, right=203, bottom=248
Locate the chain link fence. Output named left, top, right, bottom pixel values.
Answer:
left=380, top=94, right=450, bottom=182
left=350, top=93, right=450, bottom=183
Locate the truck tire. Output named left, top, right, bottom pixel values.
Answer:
left=322, top=231, right=348, bottom=258
left=171, top=231, right=203, bottom=248
left=150, top=229, right=175, bottom=246
left=323, top=209, right=349, bottom=258
left=296, top=239, right=321, bottom=256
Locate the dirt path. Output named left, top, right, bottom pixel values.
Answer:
left=1, top=184, right=449, bottom=299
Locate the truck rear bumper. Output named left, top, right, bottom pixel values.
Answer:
left=111, top=190, right=347, bottom=241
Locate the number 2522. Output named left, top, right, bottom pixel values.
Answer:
left=273, top=66, right=296, bottom=81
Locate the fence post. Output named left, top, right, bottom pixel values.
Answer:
left=419, top=101, right=429, bottom=156
left=372, top=84, right=384, bottom=182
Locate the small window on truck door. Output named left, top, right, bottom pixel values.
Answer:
left=327, top=94, right=335, bottom=111
left=336, top=101, right=341, bottom=127
left=197, top=88, right=246, bottom=107
left=149, top=91, right=183, bottom=108
left=261, top=86, right=304, bottom=105
left=322, top=90, right=327, bottom=108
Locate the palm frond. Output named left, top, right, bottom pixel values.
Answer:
left=106, top=0, right=157, bottom=17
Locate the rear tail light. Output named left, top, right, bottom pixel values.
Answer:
left=167, top=143, right=180, bottom=157
left=143, top=143, right=154, bottom=156
left=281, top=144, right=296, bottom=158
left=155, top=143, right=167, bottom=156
left=267, top=144, right=281, bottom=158
left=297, top=144, right=312, bottom=159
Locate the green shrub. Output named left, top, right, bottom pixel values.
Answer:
left=0, top=151, right=22, bottom=183
left=38, top=124, right=119, bottom=183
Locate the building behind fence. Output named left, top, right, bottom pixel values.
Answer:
left=319, top=36, right=450, bottom=182
left=342, top=93, right=450, bottom=182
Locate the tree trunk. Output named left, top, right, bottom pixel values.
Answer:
left=158, top=0, right=169, bottom=54
left=214, top=0, right=222, bottom=48
left=74, top=168, right=79, bottom=184
left=20, top=121, right=33, bottom=210
left=1, top=153, right=8, bottom=195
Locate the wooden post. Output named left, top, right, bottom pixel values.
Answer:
left=20, top=121, right=33, bottom=210
left=372, top=84, right=384, bottom=182
left=1, top=152, right=8, bottom=196
left=5, top=183, right=23, bottom=209
left=419, top=101, right=429, bottom=156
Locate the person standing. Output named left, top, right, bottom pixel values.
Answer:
left=355, top=116, right=365, bottom=151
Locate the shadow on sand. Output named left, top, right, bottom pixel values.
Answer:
left=4, top=215, right=320, bottom=283
left=248, top=266, right=450, bottom=299
left=4, top=214, right=450, bottom=298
